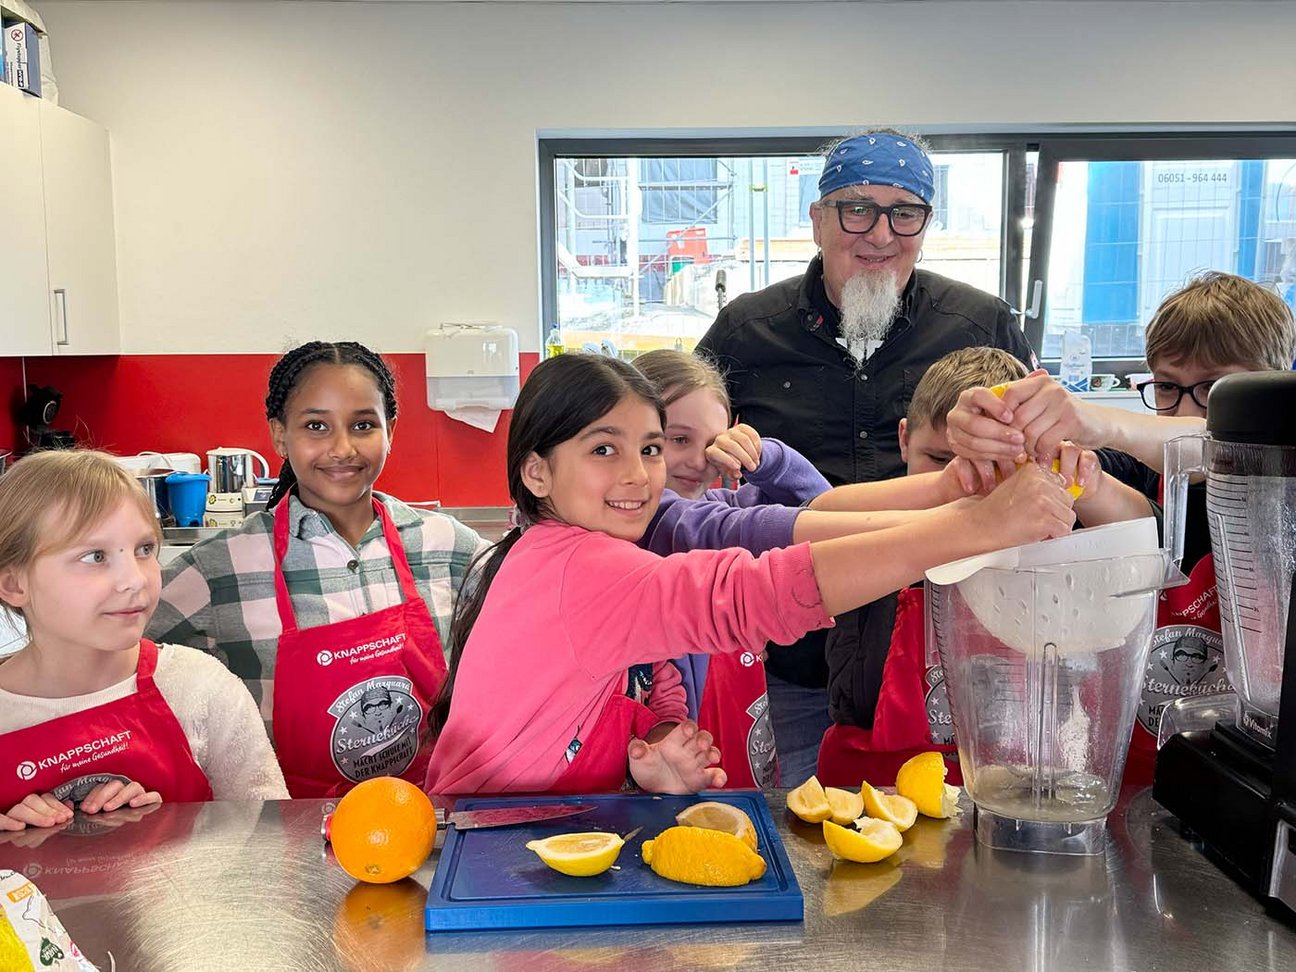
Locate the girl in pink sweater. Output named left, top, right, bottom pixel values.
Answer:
left=424, top=355, right=1077, bottom=796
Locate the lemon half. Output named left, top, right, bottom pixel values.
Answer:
left=675, top=801, right=758, bottom=851
left=786, top=775, right=833, bottom=823
left=642, top=826, right=767, bottom=886
left=824, top=786, right=866, bottom=826
left=823, top=818, right=903, bottom=863
left=859, top=781, right=919, bottom=832
left=525, top=832, right=624, bottom=877
left=894, top=752, right=962, bottom=819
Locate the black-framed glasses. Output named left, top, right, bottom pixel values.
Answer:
left=1136, top=378, right=1216, bottom=412
left=818, top=199, right=933, bottom=237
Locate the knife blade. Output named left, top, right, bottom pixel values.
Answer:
left=438, top=804, right=597, bottom=830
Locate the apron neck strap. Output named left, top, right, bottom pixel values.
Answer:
left=135, top=639, right=160, bottom=687
left=374, top=501, right=421, bottom=601
left=271, top=496, right=420, bottom=632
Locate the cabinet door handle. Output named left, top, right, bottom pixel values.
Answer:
left=53, top=289, right=69, bottom=346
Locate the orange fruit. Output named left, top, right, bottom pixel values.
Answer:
left=330, top=776, right=437, bottom=884
left=331, top=878, right=426, bottom=971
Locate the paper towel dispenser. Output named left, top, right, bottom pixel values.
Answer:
left=425, top=325, right=520, bottom=412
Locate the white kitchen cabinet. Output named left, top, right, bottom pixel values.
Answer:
left=0, top=87, right=119, bottom=357
left=39, top=99, right=120, bottom=355
left=0, top=84, right=53, bottom=356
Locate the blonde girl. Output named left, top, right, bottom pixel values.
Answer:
left=0, top=451, right=285, bottom=830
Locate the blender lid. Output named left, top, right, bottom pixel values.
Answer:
left=1206, top=371, right=1296, bottom=446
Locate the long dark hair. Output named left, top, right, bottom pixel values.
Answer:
left=430, top=354, right=664, bottom=734
left=263, top=341, right=399, bottom=510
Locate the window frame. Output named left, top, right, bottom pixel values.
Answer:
left=539, top=134, right=1034, bottom=348
left=540, top=130, right=1296, bottom=376
left=1025, top=133, right=1296, bottom=376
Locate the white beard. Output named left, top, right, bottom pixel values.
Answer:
left=838, top=271, right=901, bottom=365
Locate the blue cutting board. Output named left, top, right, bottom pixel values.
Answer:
left=424, top=791, right=802, bottom=931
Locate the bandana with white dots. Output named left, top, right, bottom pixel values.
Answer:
left=818, top=133, right=935, bottom=203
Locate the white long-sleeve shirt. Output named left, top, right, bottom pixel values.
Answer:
left=0, top=644, right=288, bottom=801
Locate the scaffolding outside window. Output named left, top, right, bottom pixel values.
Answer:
left=541, top=134, right=1296, bottom=371
left=545, top=143, right=1015, bottom=358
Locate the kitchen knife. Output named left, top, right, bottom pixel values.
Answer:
left=436, top=804, right=597, bottom=830
left=323, top=803, right=595, bottom=841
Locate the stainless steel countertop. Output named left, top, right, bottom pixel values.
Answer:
left=436, top=506, right=513, bottom=542
left=1, top=789, right=1293, bottom=971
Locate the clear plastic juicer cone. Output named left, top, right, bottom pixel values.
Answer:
left=929, top=552, right=1177, bottom=854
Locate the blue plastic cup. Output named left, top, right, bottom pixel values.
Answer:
left=166, top=472, right=211, bottom=527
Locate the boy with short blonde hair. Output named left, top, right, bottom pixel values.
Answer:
left=816, top=347, right=1142, bottom=787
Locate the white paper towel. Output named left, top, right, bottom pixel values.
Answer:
left=446, top=407, right=502, bottom=433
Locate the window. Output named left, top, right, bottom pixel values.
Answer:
left=1026, top=138, right=1296, bottom=366
left=541, top=137, right=1029, bottom=356
left=931, top=164, right=951, bottom=228
left=921, top=152, right=1004, bottom=305
left=640, top=158, right=721, bottom=224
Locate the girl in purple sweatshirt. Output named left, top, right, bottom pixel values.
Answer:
left=424, top=354, right=1077, bottom=797
left=635, top=349, right=830, bottom=787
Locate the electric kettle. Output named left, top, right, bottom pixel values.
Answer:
left=206, top=447, right=271, bottom=495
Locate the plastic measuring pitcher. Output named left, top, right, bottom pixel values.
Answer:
left=928, top=542, right=1182, bottom=854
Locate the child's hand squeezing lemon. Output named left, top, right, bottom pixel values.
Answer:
left=990, top=384, right=1086, bottom=499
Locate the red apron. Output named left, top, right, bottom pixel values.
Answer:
left=696, top=651, right=778, bottom=789
left=1124, top=551, right=1226, bottom=784
left=549, top=694, right=660, bottom=794
left=817, top=587, right=962, bottom=788
left=0, top=640, right=214, bottom=809
left=271, top=499, right=447, bottom=798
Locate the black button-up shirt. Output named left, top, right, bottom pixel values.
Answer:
left=697, top=256, right=1037, bottom=487
left=697, top=257, right=1037, bottom=687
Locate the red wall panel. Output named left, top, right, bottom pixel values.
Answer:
left=15, top=352, right=540, bottom=507
left=1, top=358, right=24, bottom=455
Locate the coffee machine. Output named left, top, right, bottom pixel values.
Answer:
left=16, top=385, right=76, bottom=451
left=1154, top=371, right=1296, bottom=919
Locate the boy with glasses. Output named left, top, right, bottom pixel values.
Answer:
left=944, top=271, right=1296, bottom=782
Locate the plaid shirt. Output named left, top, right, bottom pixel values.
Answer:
left=147, top=493, right=488, bottom=728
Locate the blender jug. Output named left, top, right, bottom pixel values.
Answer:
left=1154, top=371, right=1296, bottom=917
left=1163, top=373, right=1296, bottom=747
left=929, top=527, right=1179, bottom=855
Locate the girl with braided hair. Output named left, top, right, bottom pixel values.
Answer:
left=148, top=341, right=487, bottom=797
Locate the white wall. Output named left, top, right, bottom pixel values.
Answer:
left=33, top=0, right=1296, bottom=354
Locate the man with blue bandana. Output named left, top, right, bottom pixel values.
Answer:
left=697, top=130, right=1037, bottom=784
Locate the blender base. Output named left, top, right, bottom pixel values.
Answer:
left=1153, top=725, right=1285, bottom=900
left=972, top=805, right=1107, bottom=855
